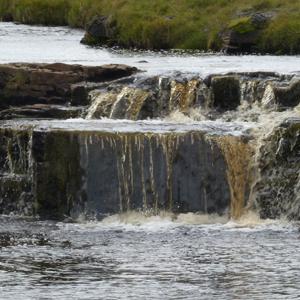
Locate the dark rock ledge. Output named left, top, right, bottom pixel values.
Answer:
left=0, top=63, right=138, bottom=119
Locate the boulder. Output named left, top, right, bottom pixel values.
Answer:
left=81, top=16, right=117, bottom=46
left=211, top=75, right=241, bottom=111
left=273, top=78, right=300, bottom=108
left=222, top=12, right=273, bottom=53
left=262, top=77, right=300, bottom=109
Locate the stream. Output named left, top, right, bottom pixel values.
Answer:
left=0, top=22, right=299, bottom=300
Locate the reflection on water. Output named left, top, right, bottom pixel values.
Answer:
left=1, top=22, right=300, bottom=76
left=0, top=214, right=299, bottom=300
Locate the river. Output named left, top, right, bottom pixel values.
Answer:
left=0, top=22, right=300, bottom=76
left=0, top=22, right=300, bottom=300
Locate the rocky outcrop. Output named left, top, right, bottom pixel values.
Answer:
left=85, top=72, right=294, bottom=120
left=263, top=77, right=300, bottom=110
left=210, top=76, right=241, bottom=111
left=0, top=65, right=299, bottom=221
left=0, top=120, right=252, bottom=220
left=0, top=63, right=138, bottom=111
left=0, top=104, right=83, bottom=120
left=1, top=64, right=296, bottom=121
left=254, top=118, right=300, bottom=220
left=81, top=15, right=117, bottom=46
left=222, top=12, right=274, bottom=53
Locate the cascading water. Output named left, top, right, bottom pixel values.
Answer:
left=1, top=70, right=299, bottom=221
left=82, top=71, right=300, bottom=221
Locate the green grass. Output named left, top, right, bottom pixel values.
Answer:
left=1, top=0, right=300, bottom=53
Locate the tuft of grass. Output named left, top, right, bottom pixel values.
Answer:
left=11, top=0, right=70, bottom=25
left=259, top=15, right=300, bottom=54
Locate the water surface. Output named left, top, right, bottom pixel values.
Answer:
left=0, top=215, right=299, bottom=300
left=1, top=22, right=300, bottom=76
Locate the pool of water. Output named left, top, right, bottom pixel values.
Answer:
left=0, top=214, right=299, bottom=300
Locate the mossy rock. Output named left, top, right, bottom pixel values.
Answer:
left=223, top=13, right=272, bottom=53
left=228, top=17, right=256, bottom=34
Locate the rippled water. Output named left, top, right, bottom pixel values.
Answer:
left=1, top=214, right=300, bottom=300
left=1, top=22, right=300, bottom=76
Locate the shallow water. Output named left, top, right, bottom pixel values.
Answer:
left=0, top=214, right=300, bottom=300
left=1, top=22, right=300, bottom=76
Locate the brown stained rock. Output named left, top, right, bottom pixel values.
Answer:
left=0, top=63, right=138, bottom=110
left=0, top=104, right=83, bottom=120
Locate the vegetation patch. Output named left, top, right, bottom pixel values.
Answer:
left=228, top=17, right=256, bottom=34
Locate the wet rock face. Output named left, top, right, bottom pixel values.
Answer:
left=0, top=64, right=299, bottom=221
left=81, top=16, right=117, bottom=46
left=86, top=72, right=296, bottom=120
left=0, top=104, right=83, bottom=120
left=255, top=118, right=300, bottom=220
left=0, top=129, right=33, bottom=215
left=0, top=175, right=32, bottom=216
left=0, top=121, right=252, bottom=220
left=0, top=64, right=296, bottom=121
left=211, top=76, right=241, bottom=111
left=33, top=129, right=233, bottom=219
left=273, top=78, right=300, bottom=108
left=0, top=63, right=138, bottom=115
left=32, top=131, right=85, bottom=220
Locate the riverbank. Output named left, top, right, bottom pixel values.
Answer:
left=1, top=0, right=300, bottom=54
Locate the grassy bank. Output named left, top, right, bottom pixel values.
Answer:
left=1, top=0, right=300, bottom=53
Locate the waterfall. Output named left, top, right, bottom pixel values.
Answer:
left=0, top=69, right=299, bottom=221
